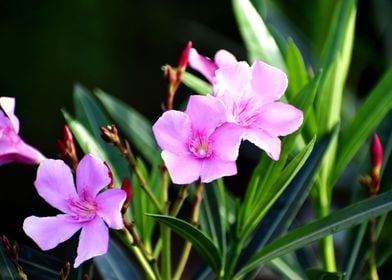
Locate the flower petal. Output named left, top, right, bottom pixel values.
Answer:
left=257, top=102, right=303, bottom=136
left=200, top=157, right=237, bottom=183
left=250, top=61, right=288, bottom=103
left=34, top=159, right=78, bottom=213
left=0, top=97, right=20, bottom=132
left=76, top=154, right=111, bottom=198
left=188, top=48, right=217, bottom=83
left=210, top=123, right=243, bottom=161
left=152, top=110, right=191, bottom=154
left=162, top=150, right=202, bottom=184
left=74, top=216, right=108, bottom=268
left=214, top=62, right=250, bottom=97
left=185, top=95, right=227, bottom=135
left=96, top=189, right=126, bottom=229
left=214, top=50, right=238, bottom=68
left=244, top=129, right=281, bottom=160
left=23, top=214, right=82, bottom=251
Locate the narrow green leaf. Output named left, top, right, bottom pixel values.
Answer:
left=182, top=72, right=212, bottom=95
left=232, top=0, right=285, bottom=70
left=306, top=268, right=343, bottom=280
left=62, top=110, right=106, bottom=160
left=94, top=238, right=141, bottom=280
left=242, top=137, right=315, bottom=239
left=72, top=84, right=131, bottom=186
left=236, top=131, right=334, bottom=272
left=286, top=38, right=309, bottom=97
left=0, top=242, right=18, bottom=279
left=333, top=68, right=392, bottom=184
left=270, top=258, right=303, bottom=280
left=95, top=89, right=159, bottom=164
left=234, top=190, right=392, bottom=279
left=147, top=214, right=222, bottom=273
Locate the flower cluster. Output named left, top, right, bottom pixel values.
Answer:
left=153, top=48, right=303, bottom=184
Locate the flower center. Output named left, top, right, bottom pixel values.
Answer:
left=188, top=133, right=213, bottom=159
left=69, top=198, right=97, bottom=221
left=232, top=99, right=258, bottom=127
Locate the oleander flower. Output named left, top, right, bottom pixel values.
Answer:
left=214, top=61, right=303, bottom=160
left=0, top=97, right=45, bottom=165
left=23, top=154, right=126, bottom=267
left=188, top=48, right=238, bottom=83
left=152, top=95, right=243, bottom=184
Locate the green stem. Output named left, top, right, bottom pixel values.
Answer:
left=118, top=230, right=158, bottom=280
left=170, top=186, right=189, bottom=217
left=222, top=235, right=246, bottom=280
left=173, top=180, right=204, bottom=280
left=368, top=217, right=379, bottom=280
left=317, top=179, right=336, bottom=271
left=160, top=170, right=171, bottom=280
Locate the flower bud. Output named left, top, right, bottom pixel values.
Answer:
left=369, top=133, right=383, bottom=196
left=100, top=124, right=120, bottom=146
left=121, top=177, right=133, bottom=214
left=178, top=41, right=192, bottom=73
left=57, top=125, right=78, bottom=170
left=104, top=162, right=114, bottom=189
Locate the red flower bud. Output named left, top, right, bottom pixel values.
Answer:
left=121, top=177, right=133, bottom=214
left=371, top=134, right=383, bottom=168
left=100, top=124, right=120, bottom=146
left=178, top=41, right=192, bottom=72
left=104, top=162, right=114, bottom=188
left=57, top=125, right=78, bottom=170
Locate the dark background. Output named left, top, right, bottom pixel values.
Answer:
left=0, top=0, right=390, bottom=269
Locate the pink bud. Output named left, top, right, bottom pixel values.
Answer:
left=371, top=134, right=383, bottom=168
left=121, top=177, right=132, bottom=214
left=178, top=41, right=192, bottom=72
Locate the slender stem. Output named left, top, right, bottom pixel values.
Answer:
left=173, top=180, right=204, bottom=280
left=170, top=186, right=189, bottom=217
left=121, top=140, right=164, bottom=213
left=316, top=179, right=336, bottom=271
left=368, top=217, right=379, bottom=280
left=118, top=230, right=158, bottom=280
left=160, top=169, right=171, bottom=280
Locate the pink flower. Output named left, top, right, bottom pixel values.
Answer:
left=152, top=95, right=243, bottom=184
left=188, top=48, right=238, bottom=83
left=0, top=97, right=45, bottom=165
left=214, top=61, right=303, bottom=160
left=23, top=154, right=126, bottom=267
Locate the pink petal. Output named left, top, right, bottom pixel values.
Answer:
left=214, top=50, right=238, bottom=68
left=200, top=157, right=237, bottom=183
left=244, top=129, right=281, bottom=160
left=35, top=159, right=78, bottom=213
left=214, top=62, right=250, bottom=97
left=152, top=110, right=191, bottom=154
left=185, top=95, right=227, bottom=135
left=96, top=189, right=126, bottom=229
left=188, top=48, right=217, bottom=83
left=0, top=97, right=20, bottom=132
left=0, top=140, right=45, bottom=165
left=74, top=216, right=108, bottom=268
left=250, top=61, right=288, bottom=103
left=23, top=214, right=82, bottom=251
left=257, top=102, right=303, bottom=136
left=210, top=123, right=243, bottom=161
left=76, top=154, right=111, bottom=198
left=162, top=150, right=202, bottom=184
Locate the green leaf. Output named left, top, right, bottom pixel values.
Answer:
left=182, top=72, right=212, bottom=95
left=94, top=238, right=141, bottom=280
left=333, top=68, right=392, bottom=184
left=286, top=38, right=309, bottom=98
left=72, top=84, right=131, bottom=186
left=0, top=242, right=18, bottom=280
left=241, top=137, right=316, bottom=239
left=62, top=110, right=106, bottom=160
left=236, top=131, right=334, bottom=272
left=306, top=268, right=343, bottom=280
left=95, top=89, right=159, bottom=164
left=232, top=0, right=285, bottom=70
left=147, top=214, right=222, bottom=273
left=234, top=190, right=392, bottom=279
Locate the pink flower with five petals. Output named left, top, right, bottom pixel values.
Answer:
left=152, top=95, right=243, bottom=184
left=23, top=154, right=126, bottom=267
left=0, top=97, right=45, bottom=165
